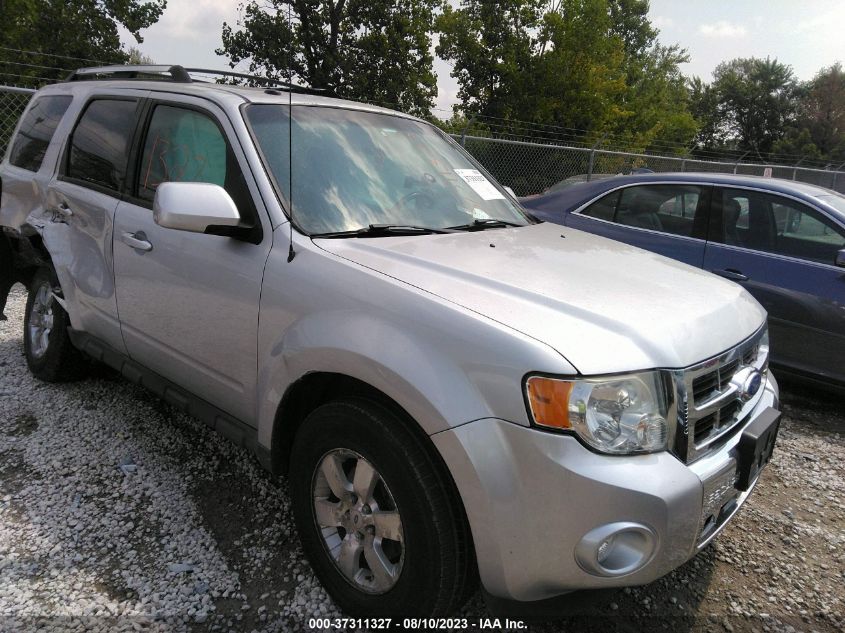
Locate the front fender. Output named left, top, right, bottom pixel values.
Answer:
left=255, top=236, right=575, bottom=449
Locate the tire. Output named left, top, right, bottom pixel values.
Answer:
left=289, top=398, right=475, bottom=617
left=23, top=268, right=89, bottom=382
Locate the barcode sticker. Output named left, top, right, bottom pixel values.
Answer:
left=454, top=169, right=505, bottom=201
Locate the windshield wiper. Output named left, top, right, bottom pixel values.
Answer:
left=447, top=218, right=524, bottom=231
left=311, top=224, right=456, bottom=238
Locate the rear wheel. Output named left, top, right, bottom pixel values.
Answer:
left=23, top=269, right=88, bottom=382
left=289, top=398, right=474, bottom=617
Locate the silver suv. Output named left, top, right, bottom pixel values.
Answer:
left=0, top=66, right=781, bottom=617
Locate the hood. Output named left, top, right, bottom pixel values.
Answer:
left=315, top=223, right=766, bottom=375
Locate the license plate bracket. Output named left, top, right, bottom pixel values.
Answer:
left=736, top=406, right=781, bottom=491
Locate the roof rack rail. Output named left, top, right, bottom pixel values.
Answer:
left=184, top=68, right=324, bottom=94
left=65, top=64, right=325, bottom=94
left=67, top=65, right=193, bottom=82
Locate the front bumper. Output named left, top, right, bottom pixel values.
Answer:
left=432, top=374, right=779, bottom=602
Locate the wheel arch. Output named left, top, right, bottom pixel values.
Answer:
left=270, top=372, right=442, bottom=477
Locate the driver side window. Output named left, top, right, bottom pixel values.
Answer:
left=136, top=105, right=256, bottom=223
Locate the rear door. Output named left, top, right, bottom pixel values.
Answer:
left=566, top=183, right=711, bottom=267
left=704, top=186, right=845, bottom=384
left=112, top=94, right=272, bottom=424
left=43, top=94, right=146, bottom=354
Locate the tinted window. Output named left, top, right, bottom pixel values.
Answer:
left=581, top=191, right=618, bottom=221
left=718, top=188, right=845, bottom=265
left=583, top=184, right=704, bottom=237
left=137, top=105, right=255, bottom=218
left=9, top=95, right=72, bottom=172
left=67, top=99, right=137, bottom=192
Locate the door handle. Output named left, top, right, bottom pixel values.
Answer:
left=121, top=231, right=153, bottom=252
left=712, top=268, right=748, bottom=282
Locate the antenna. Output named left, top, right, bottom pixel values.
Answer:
left=286, top=1, right=296, bottom=262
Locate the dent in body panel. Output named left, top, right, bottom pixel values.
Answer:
left=255, top=227, right=576, bottom=448
left=38, top=183, right=125, bottom=353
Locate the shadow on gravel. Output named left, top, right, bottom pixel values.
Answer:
left=778, top=379, right=845, bottom=434
left=191, top=474, right=299, bottom=629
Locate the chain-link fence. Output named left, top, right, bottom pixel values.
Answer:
left=0, top=86, right=33, bottom=157
left=2, top=83, right=844, bottom=198
left=453, top=135, right=845, bottom=197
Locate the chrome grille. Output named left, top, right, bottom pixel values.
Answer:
left=672, top=327, right=768, bottom=464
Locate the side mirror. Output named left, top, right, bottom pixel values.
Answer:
left=837, top=248, right=845, bottom=268
left=153, top=182, right=240, bottom=234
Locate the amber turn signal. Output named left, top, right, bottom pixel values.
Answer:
left=525, top=376, right=573, bottom=429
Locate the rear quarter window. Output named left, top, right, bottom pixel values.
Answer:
left=8, top=95, right=72, bottom=172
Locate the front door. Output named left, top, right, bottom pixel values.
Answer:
left=112, top=97, right=272, bottom=423
left=704, top=186, right=845, bottom=384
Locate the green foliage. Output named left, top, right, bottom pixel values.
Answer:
left=798, top=63, right=845, bottom=161
left=0, top=0, right=166, bottom=85
left=219, top=0, right=439, bottom=117
left=699, top=57, right=799, bottom=156
left=771, top=127, right=822, bottom=162
left=436, top=0, right=697, bottom=154
left=127, top=46, right=155, bottom=65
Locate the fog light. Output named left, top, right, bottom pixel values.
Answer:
left=575, top=522, right=657, bottom=577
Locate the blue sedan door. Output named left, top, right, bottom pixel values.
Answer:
left=566, top=183, right=710, bottom=267
left=704, top=186, right=845, bottom=385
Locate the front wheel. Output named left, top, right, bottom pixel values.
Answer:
left=23, top=268, right=88, bottom=382
left=289, top=399, right=475, bottom=617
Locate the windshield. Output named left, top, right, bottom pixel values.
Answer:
left=245, top=105, right=530, bottom=235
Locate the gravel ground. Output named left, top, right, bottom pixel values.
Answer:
left=1, top=285, right=843, bottom=632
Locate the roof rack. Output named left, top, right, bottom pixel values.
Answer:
left=67, top=65, right=193, bottom=82
left=65, top=64, right=325, bottom=94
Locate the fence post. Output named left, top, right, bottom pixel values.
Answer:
left=460, top=115, right=476, bottom=147
left=587, top=133, right=608, bottom=182
left=733, top=150, right=750, bottom=174
left=833, top=161, right=845, bottom=192
left=792, top=157, right=806, bottom=181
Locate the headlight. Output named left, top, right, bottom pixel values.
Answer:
left=525, top=372, right=671, bottom=455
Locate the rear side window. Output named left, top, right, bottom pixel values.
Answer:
left=67, top=99, right=137, bottom=193
left=581, top=191, right=619, bottom=221
left=582, top=184, right=705, bottom=238
left=8, top=95, right=72, bottom=172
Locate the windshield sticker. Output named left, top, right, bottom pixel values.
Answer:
left=454, top=169, right=505, bottom=201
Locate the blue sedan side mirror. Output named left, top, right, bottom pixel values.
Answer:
left=837, top=249, right=845, bottom=268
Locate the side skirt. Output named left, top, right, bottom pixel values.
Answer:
left=67, top=328, right=274, bottom=472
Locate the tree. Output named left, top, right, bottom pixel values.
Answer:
left=435, top=0, right=545, bottom=122
left=127, top=46, right=155, bottom=65
left=219, top=0, right=439, bottom=116
left=436, top=0, right=696, bottom=153
left=708, top=57, right=799, bottom=156
left=799, top=63, right=845, bottom=160
left=0, top=0, right=166, bottom=86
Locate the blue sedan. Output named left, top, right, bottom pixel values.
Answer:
left=522, top=173, right=845, bottom=392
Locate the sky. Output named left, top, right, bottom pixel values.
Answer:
left=119, top=0, right=845, bottom=115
